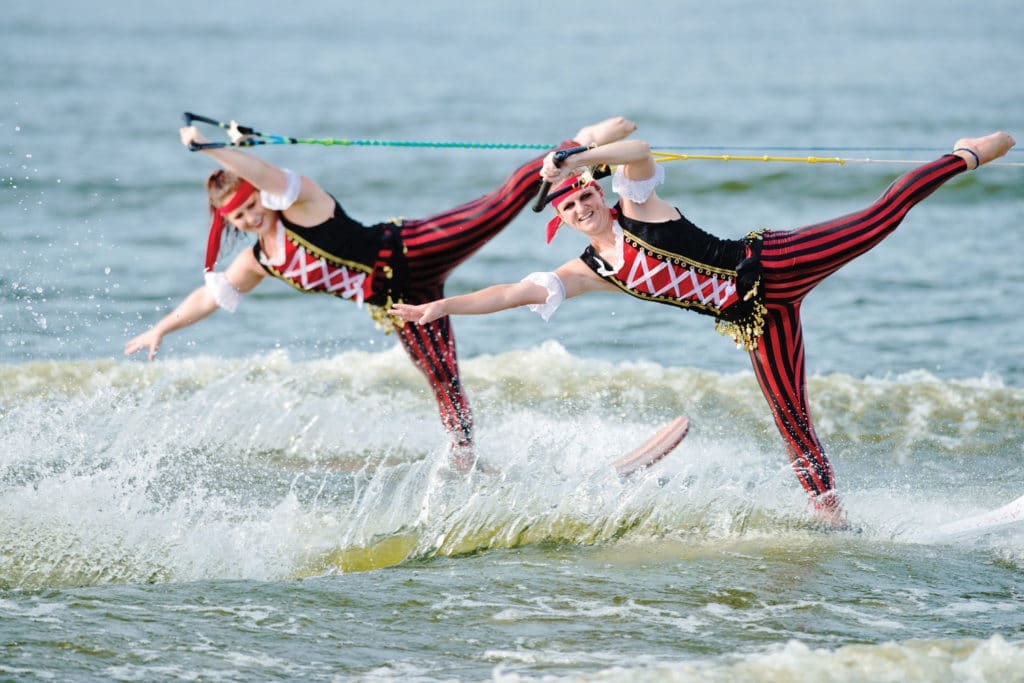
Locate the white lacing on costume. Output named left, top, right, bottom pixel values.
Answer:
left=612, top=164, right=664, bottom=203
left=259, top=168, right=302, bottom=210
left=522, top=271, right=566, bottom=321
left=256, top=219, right=368, bottom=306
left=280, top=248, right=368, bottom=305
left=204, top=271, right=243, bottom=313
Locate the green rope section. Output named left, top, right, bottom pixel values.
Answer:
left=291, top=137, right=553, bottom=150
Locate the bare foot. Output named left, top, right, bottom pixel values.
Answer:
left=810, top=491, right=850, bottom=530
left=953, top=131, right=1016, bottom=169
left=574, top=116, right=638, bottom=147
left=450, top=445, right=476, bottom=475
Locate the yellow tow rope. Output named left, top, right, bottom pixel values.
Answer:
left=653, top=151, right=849, bottom=165
left=651, top=150, right=1024, bottom=167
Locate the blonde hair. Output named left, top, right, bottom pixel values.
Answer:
left=206, top=169, right=244, bottom=211
left=205, top=170, right=243, bottom=249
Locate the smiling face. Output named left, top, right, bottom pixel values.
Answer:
left=554, top=185, right=611, bottom=236
left=222, top=191, right=272, bottom=235
left=207, top=170, right=274, bottom=237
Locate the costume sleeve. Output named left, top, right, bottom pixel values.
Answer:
left=612, top=164, right=664, bottom=203
left=259, top=168, right=302, bottom=210
left=521, top=272, right=565, bottom=322
left=204, top=272, right=243, bottom=313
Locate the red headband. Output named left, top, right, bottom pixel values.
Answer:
left=545, top=175, right=602, bottom=243
left=205, top=180, right=256, bottom=272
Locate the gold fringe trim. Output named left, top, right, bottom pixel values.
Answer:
left=367, top=295, right=405, bottom=335
left=714, top=228, right=768, bottom=350
left=714, top=304, right=766, bottom=351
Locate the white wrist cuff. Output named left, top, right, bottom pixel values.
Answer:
left=612, top=164, right=664, bottom=203
left=522, top=271, right=565, bottom=321
left=204, top=271, right=242, bottom=313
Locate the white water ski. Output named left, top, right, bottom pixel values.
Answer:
left=929, top=493, right=1024, bottom=542
left=611, top=416, right=689, bottom=478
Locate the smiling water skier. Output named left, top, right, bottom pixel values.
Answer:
left=124, top=117, right=639, bottom=472
left=389, top=128, right=1016, bottom=524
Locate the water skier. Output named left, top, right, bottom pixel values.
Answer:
left=125, top=117, right=639, bottom=471
left=390, top=128, right=1015, bottom=521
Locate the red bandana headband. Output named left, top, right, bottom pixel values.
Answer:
left=205, top=180, right=256, bottom=272
left=545, top=175, right=603, bottom=243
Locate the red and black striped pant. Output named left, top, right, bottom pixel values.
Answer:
left=392, top=145, right=569, bottom=455
left=748, top=154, right=968, bottom=504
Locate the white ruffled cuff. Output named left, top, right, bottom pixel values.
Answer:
left=612, top=164, right=664, bottom=203
left=259, top=168, right=302, bottom=210
left=204, top=271, right=242, bottom=313
left=522, top=271, right=565, bottom=322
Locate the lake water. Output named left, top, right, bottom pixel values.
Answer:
left=2, top=0, right=1023, bottom=680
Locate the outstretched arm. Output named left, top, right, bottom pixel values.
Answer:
left=389, top=259, right=613, bottom=325
left=390, top=281, right=548, bottom=326
left=124, top=249, right=266, bottom=360
left=124, top=285, right=219, bottom=361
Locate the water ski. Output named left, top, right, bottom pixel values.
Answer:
left=611, top=416, right=689, bottom=478
left=931, top=492, right=1024, bottom=542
